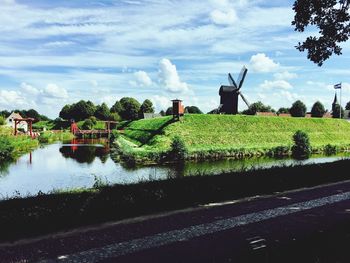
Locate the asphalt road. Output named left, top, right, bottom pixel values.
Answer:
left=2, top=180, right=350, bottom=263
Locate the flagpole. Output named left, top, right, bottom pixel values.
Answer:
left=340, top=82, right=342, bottom=119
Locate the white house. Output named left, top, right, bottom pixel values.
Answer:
left=5, top=112, right=28, bottom=132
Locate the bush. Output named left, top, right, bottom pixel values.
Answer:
left=0, top=137, right=14, bottom=161
left=292, top=130, right=311, bottom=159
left=290, top=100, right=307, bottom=117
left=324, top=144, right=337, bottom=156
left=269, top=146, right=290, bottom=158
left=82, top=119, right=94, bottom=130
left=0, top=116, right=5, bottom=125
left=169, top=136, right=187, bottom=161
left=311, top=101, right=325, bottom=118
left=110, top=130, right=120, bottom=142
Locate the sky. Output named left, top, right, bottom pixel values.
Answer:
left=1, top=0, right=350, bottom=118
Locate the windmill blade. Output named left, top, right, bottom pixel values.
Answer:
left=228, top=73, right=237, bottom=88
left=239, top=92, right=250, bottom=108
left=237, top=66, right=248, bottom=90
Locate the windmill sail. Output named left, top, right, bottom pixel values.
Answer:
left=239, top=92, right=250, bottom=108
left=237, top=66, right=248, bottom=90
left=228, top=73, right=237, bottom=88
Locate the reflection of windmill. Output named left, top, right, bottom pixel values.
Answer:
left=218, top=66, right=250, bottom=114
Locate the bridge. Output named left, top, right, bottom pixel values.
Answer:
left=71, top=120, right=118, bottom=138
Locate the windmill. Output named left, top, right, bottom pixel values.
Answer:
left=218, top=66, right=250, bottom=114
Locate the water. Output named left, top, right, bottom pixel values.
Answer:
left=0, top=140, right=349, bottom=199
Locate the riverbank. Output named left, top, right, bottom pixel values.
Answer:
left=0, top=125, right=74, bottom=161
left=2, top=159, right=350, bottom=242
left=117, top=114, right=350, bottom=164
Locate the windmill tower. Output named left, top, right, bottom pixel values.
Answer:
left=218, top=66, right=250, bottom=114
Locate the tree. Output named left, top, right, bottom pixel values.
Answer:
left=311, top=101, right=326, bottom=117
left=169, top=136, right=187, bottom=161
left=345, top=101, right=350, bottom=110
left=159, top=110, right=165, bottom=116
left=119, top=97, right=141, bottom=120
left=277, top=107, right=290, bottom=114
left=71, top=100, right=96, bottom=121
left=165, top=107, right=173, bottom=116
left=140, top=99, right=154, bottom=114
left=94, top=103, right=111, bottom=120
left=292, top=0, right=350, bottom=66
left=184, top=106, right=203, bottom=114
left=292, top=130, right=311, bottom=159
left=25, top=109, right=40, bottom=120
left=59, top=104, right=72, bottom=120
left=332, top=104, right=345, bottom=118
left=110, top=100, right=122, bottom=113
left=242, top=101, right=274, bottom=115
left=290, top=100, right=307, bottom=117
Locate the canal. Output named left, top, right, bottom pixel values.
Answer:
left=0, top=139, right=349, bottom=199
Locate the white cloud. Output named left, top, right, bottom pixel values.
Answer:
left=250, top=53, right=280, bottom=73
left=158, top=58, right=189, bottom=93
left=20, top=82, right=40, bottom=96
left=43, top=83, right=68, bottom=99
left=150, top=95, right=171, bottom=111
left=274, top=71, right=297, bottom=80
left=134, top=71, right=152, bottom=87
left=260, top=80, right=292, bottom=90
left=210, top=9, right=238, bottom=25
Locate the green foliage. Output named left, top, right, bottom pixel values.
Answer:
left=94, top=103, right=111, bottom=120
left=311, top=101, right=326, bottom=118
left=82, top=119, right=94, bottom=130
left=332, top=104, right=345, bottom=118
left=292, top=130, right=311, bottom=159
left=38, top=132, right=74, bottom=144
left=140, top=99, right=154, bottom=114
left=269, top=146, right=290, bottom=158
left=277, top=107, right=290, bottom=114
left=169, top=136, right=187, bottom=161
left=324, top=144, right=337, bottom=156
left=292, top=0, right=350, bottom=66
left=0, top=116, right=5, bottom=125
left=59, top=100, right=96, bottom=121
left=0, top=136, right=14, bottom=161
left=242, top=101, right=275, bottom=115
left=110, top=112, right=121, bottom=122
left=119, top=97, right=141, bottom=120
left=110, top=100, right=123, bottom=113
left=165, top=107, right=173, bottom=116
left=110, top=130, right=120, bottom=142
left=159, top=110, right=165, bottom=116
left=184, top=106, right=203, bottom=114
left=290, top=100, right=307, bottom=117
left=346, top=101, right=350, bottom=110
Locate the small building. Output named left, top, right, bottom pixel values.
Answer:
left=5, top=112, right=28, bottom=132
left=172, top=99, right=184, bottom=120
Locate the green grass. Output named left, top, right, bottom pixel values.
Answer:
left=37, top=131, right=75, bottom=143
left=119, top=114, right=350, bottom=161
left=0, top=126, right=39, bottom=158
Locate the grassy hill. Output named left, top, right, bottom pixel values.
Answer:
left=119, top=114, right=350, bottom=160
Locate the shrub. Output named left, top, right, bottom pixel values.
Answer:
left=292, top=130, right=311, bottom=159
left=0, top=137, right=14, bottom=161
left=82, top=119, right=94, bottom=130
left=0, top=116, right=5, bottom=125
left=269, top=146, right=290, bottom=158
left=324, top=144, right=337, bottom=156
left=290, top=100, right=307, bottom=117
left=169, top=136, right=188, bottom=161
left=110, top=130, right=120, bottom=142
left=311, top=101, right=325, bottom=118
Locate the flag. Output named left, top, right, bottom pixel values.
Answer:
left=334, top=83, right=342, bottom=89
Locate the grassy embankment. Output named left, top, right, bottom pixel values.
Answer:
left=0, top=126, right=38, bottom=160
left=117, top=114, right=350, bottom=163
left=1, top=159, right=350, bottom=242
left=0, top=125, right=74, bottom=160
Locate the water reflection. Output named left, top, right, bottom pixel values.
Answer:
left=59, top=139, right=109, bottom=164
left=0, top=140, right=349, bottom=199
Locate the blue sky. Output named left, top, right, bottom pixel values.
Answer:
left=0, top=0, right=349, bottom=118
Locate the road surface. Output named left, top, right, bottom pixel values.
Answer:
left=2, top=180, right=350, bottom=262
